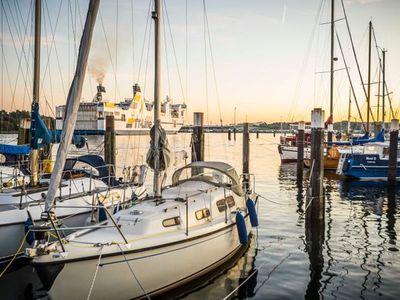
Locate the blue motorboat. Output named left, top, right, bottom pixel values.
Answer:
left=337, top=142, right=400, bottom=180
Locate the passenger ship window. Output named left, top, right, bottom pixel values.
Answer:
left=121, top=114, right=126, bottom=121
left=162, top=216, right=181, bottom=227
left=195, top=208, right=210, bottom=220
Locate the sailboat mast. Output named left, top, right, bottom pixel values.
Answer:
left=153, top=0, right=162, bottom=197
left=328, top=0, right=334, bottom=143
left=30, top=0, right=42, bottom=186
left=366, top=21, right=372, bottom=133
left=33, top=0, right=41, bottom=104
left=382, top=48, right=386, bottom=124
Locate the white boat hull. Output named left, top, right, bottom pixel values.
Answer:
left=36, top=221, right=249, bottom=300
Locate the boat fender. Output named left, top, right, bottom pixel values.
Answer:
left=24, top=217, right=35, bottom=245
left=236, top=212, right=248, bottom=245
left=246, top=198, right=258, bottom=227
left=99, top=204, right=107, bottom=222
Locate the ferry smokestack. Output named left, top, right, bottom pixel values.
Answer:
left=94, top=84, right=106, bottom=102
left=133, top=83, right=141, bottom=97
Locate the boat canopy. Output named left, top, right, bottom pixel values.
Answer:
left=172, top=161, right=244, bottom=196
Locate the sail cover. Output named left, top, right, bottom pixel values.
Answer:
left=146, top=125, right=170, bottom=171
left=44, top=0, right=99, bottom=212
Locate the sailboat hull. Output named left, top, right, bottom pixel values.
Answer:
left=34, top=221, right=250, bottom=300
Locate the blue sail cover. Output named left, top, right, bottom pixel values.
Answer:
left=326, top=129, right=385, bottom=146
left=0, top=144, right=31, bottom=155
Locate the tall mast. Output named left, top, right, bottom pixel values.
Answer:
left=366, top=21, right=372, bottom=133
left=328, top=0, right=334, bottom=143
left=152, top=0, right=161, bottom=197
left=33, top=0, right=41, bottom=105
left=30, top=0, right=42, bottom=186
left=382, top=48, right=386, bottom=124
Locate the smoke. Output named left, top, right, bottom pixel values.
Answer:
left=88, top=57, right=108, bottom=84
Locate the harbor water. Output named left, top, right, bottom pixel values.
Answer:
left=0, top=132, right=399, bottom=299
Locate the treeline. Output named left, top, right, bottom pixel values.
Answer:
left=0, top=110, right=31, bottom=133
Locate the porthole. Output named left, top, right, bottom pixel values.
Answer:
left=162, top=216, right=181, bottom=227
left=226, top=196, right=235, bottom=208
left=195, top=208, right=210, bottom=220
left=216, top=199, right=227, bottom=212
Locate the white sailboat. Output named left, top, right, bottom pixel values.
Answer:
left=0, top=0, right=146, bottom=265
left=28, top=1, right=258, bottom=299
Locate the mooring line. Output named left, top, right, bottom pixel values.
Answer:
left=117, top=244, right=151, bottom=300
left=87, top=245, right=103, bottom=300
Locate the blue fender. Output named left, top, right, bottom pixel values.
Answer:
left=236, top=212, right=248, bottom=245
left=246, top=198, right=258, bottom=227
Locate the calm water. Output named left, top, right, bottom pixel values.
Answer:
left=0, top=133, right=399, bottom=299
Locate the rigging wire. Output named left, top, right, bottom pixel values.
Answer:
left=99, top=10, right=122, bottom=101
left=185, top=0, right=188, bottom=103
left=288, top=0, right=324, bottom=121
left=203, top=0, right=223, bottom=126
left=340, top=0, right=375, bottom=123
left=161, top=3, right=171, bottom=97
left=131, top=0, right=135, bottom=83
left=371, top=25, right=395, bottom=119
left=163, top=0, right=186, bottom=103
left=136, top=0, right=152, bottom=85
left=115, top=0, right=119, bottom=102
left=336, top=32, right=366, bottom=131
left=1, top=0, right=3, bottom=133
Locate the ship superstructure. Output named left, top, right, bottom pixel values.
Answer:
left=56, top=84, right=186, bottom=135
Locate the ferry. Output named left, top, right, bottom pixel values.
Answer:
left=56, top=84, right=187, bottom=135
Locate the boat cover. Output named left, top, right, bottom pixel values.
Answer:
left=172, top=161, right=244, bottom=196
left=0, top=144, right=32, bottom=155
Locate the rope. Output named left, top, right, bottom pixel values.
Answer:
left=222, top=253, right=292, bottom=300
left=86, top=246, right=104, bottom=300
left=0, top=230, right=30, bottom=278
left=116, top=244, right=151, bottom=300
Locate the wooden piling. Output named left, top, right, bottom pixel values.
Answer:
left=242, top=122, right=250, bottom=192
left=192, top=112, right=204, bottom=176
left=308, top=108, right=324, bottom=221
left=388, top=119, right=398, bottom=186
left=233, top=127, right=237, bottom=141
left=105, top=115, right=116, bottom=178
left=297, top=121, right=305, bottom=181
left=228, top=129, right=231, bottom=141
left=256, top=130, right=259, bottom=139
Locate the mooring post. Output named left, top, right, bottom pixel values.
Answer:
left=388, top=119, right=399, bottom=186
left=256, top=130, right=259, bottom=139
left=105, top=115, right=116, bottom=182
left=242, top=122, right=250, bottom=193
left=192, top=112, right=204, bottom=176
left=297, top=121, right=305, bottom=181
left=18, top=118, right=31, bottom=145
left=308, top=108, right=324, bottom=221
left=233, top=127, right=237, bottom=141
left=228, top=128, right=231, bottom=141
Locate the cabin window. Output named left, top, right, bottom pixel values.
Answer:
left=226, top=196, right=235, bottom=208
left=162, top=216, right=180, bottom=227
left=195, top=208, right=210, bottom=220
left=216, top=199, right=227, bottom=212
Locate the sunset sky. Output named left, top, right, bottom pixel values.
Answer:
left=1, top=0, right=399, bottom=124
